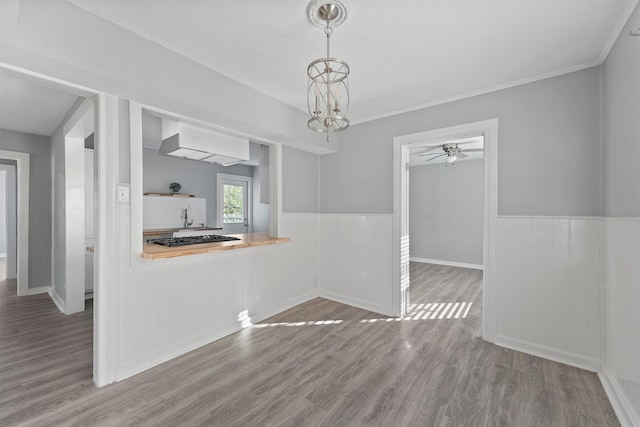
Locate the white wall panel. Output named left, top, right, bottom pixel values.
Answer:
left=496, top=216, right=602, bottom=369
left=143, top=196, right=206, bottom=230
left=115, top=213, right=318, bottom=381
left=318, top=214, right=394, bottom=316
left=603, top=218, right=640, bottom=426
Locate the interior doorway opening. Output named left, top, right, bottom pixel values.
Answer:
left=0, top=152, right=28, bottom=296
left=0, top=66, right=110, bottom=386
left=0, top=169, right=9, bottom=281
left=404, top=135, right=485, bottom=329
left=393, top=119, right=498, bottom=341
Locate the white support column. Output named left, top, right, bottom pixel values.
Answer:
left=94, top=94, right=119, bottom=387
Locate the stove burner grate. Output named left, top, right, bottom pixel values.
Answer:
left=147, top=235, right=241, bottom=247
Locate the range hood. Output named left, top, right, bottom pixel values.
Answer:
left=160, top=120, right=250, bottom=166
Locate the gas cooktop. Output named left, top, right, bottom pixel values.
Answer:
left=147, top=235, right=241, bottom=247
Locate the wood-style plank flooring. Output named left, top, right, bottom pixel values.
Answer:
left=0, top=260, right=619, bottom=426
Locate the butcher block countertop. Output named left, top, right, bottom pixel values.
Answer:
left=143, top=227, right=222, bottom=237
left=141, top=232, right=290, bottom=259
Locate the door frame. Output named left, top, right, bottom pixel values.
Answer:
left=0, top=150, right=29, bottom=296
left=0, top=64, right=120, bottom=387
left=392, top=118, right=498, bottom=342
left=217, top=173, right=253, bottom=234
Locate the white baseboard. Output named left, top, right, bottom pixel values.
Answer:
left=494, top=335, right=600, bottom=372
left=249, top=290, right=318, bottom=324
left=49, top=289, right=66, bottom=314
left=115, top=289, right=318, bottom=382
left=599, top=367, right=639, bottom=427
left=319, top=289, right=393, bottom=317
left=27, top=286, right=50, bottom=295
left=410, top=257, right=483, bottom=270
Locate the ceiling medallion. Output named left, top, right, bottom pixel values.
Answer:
left=306, top=0, right=350, bottom=143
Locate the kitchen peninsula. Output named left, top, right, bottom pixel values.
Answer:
left=142, top=232, right=289, bottom=259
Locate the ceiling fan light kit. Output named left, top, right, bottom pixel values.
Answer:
left=417, top=142, right=484, bottom=167
left=306, top=0, right=350, bottom=143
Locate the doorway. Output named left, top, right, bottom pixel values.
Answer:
left=217, top=173, right=252, bottom=234
left=393, top=119, right=498, bottom=341
left=0, top=169, right=7, bottom=282
left=0, top=152, right=28, bottom=296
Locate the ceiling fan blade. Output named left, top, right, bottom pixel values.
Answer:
left=424, top=153, right=446, bottom=162
left=416, top=145, right=443, bottom=156
left=461, top=148, right=484, bottom=153
left=456, top=152, right=468, bottom=159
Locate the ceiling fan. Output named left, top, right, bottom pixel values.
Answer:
left=416, top=143, right=483, bottom=165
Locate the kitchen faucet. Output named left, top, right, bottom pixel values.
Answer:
left=183, top=208, right=193, bottom=228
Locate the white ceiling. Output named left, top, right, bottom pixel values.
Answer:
left=0, top=72, right=80, bottom=137
left=66, top=0, right=634, bottom=123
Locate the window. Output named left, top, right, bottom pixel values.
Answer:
left=223, top=182, right=245, bottom=224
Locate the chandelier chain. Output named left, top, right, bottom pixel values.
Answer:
left=325, top=22, right=332, bottom=58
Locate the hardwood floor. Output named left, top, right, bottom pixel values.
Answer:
left=0, top=261, right=619, bottom=426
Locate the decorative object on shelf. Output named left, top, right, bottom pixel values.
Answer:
left=169, top=182, right=181, bottom=194
left=306, top=0, right=350, bottom=143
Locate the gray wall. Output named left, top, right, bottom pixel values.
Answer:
left=282, top=146, right=319, bottom=213
left=410, top=159, right=484, bottom=265
left=0, top=129, right=52, bottom=288
left=252, top=165, right=269, bottom=233
left=319, top=67, right=602, bottom=216
left=143, top=148, right=254, bottom=228
left=0, top=170, right=6, bottom=255
left=51, top=122, right=67, bottom=298
left=603, top=4, right=640, bottom=216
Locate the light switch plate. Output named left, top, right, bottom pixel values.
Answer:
left=117, top=184, right=130, bottom=204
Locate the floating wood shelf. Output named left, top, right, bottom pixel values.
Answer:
left=144, top=193, right=195, bottom=198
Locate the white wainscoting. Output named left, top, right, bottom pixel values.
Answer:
left=318, top=214, right=394, bottom=316
left=113, top=207, right=638, bottom=427
left=495, top=216, right=602, bottom=371
left=115, top=212, right=319, bottom=381
left=601, top=218, right=640, bottom=427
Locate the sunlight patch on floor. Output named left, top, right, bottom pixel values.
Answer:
left=250, top=302, right=472, bottom=328
left=360, top=302, right=473, bottom=323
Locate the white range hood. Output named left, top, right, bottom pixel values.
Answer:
left=160, top=120, right=250, bottom=166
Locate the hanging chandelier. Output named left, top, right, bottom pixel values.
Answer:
left=306, top=0, right=350, bottom=143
